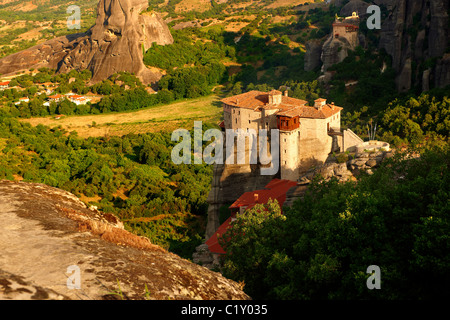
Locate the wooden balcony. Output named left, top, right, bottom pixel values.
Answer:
left=277, top=116, right=300, bottom=131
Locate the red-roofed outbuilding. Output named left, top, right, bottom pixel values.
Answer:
left=0, top=81, right=10, bottom=89
left=206, top=179, right=297, bottom=254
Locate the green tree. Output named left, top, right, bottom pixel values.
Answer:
left=220, top=199, right=286, bottom=297
left=220, top=146, right=450, bottom=300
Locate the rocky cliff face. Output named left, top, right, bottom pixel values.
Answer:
left=0, top=180, right=249, bottom=300
left=0, top=0, right=173, bottom=85
left=306, top=0, right=368, bottom=73
left=320, top=31, right=360, bottom=72
left=304, top=39, right=323, bottom=72
left=307, top=0, right=449, bottom=92
left=204, top=163, right=276, bottom=241
left=378, top=0, right=450, bottom=91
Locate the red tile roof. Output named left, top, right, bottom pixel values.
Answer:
left=221, top=90, right=341, bottom=119
left=206, top=179, right=297, bottom=254
left=205, top=217, right=232, bottom=254
left=229, top=178, right=297, bottom=210
left=222, top=91, right=308, bottom=110
left=0, top=81, right=10, bottom=86
left=221, top=90, right=268, bottom=110
left=48, top=94, right=63, bottom=99
left=277, top=104, right=342, bottom=119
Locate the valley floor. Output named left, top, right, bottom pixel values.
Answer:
left=19, top=94, right=223, bottom=137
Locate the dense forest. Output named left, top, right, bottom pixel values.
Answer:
left=0, top=113, right=217, bottom=258
left=220, top=144, right=449, bottom=299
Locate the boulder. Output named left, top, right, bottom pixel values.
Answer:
left=0, top=0, right=174, bottom=86
left=334, top=162, right=351, bottom=176
left=321, top=35, right=358, bottom=72
left=384, top=151, right=395, bottom=159
left=355, top=159, right=367, bottom=167
left=366, top=159, right=378, bottom=167
left=0, top=180, right=249, bottom=300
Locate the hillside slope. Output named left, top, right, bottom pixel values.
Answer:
left=0, top=0, right=174, bottom=85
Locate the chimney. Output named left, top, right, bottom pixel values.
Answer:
left=268, top=90, right=282, bottom=105
left=314, top=98, right=326, bottom=109
left=284, top=90, right=288, bottom=97
left=254, top=193, right=259, bottom=202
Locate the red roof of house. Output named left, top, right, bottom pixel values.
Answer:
left=229, top=178, right=297, bottom=211
left=276, top=104, right=342, bottom=119
left=206, top=179, right=297, bottom=254
left=0, top=81, right=10, bottom=86
left=221, top=90, right=307, bottom=111
left=48, top=94, right=63, bottom=99
left=221, top=90, right=341, bottom=119
left=205, top=217, right=233, bottom=254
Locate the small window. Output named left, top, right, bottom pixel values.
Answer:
left=284, top=138, right=286, bottom=142
left=249, top=120, right=251, bottom=124
left=238, top=110, right=240, bottom=115
left=235, top=118, right=237, bottom=124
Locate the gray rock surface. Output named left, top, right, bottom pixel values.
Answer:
left=0, top=180, right=249, bottom=300
left=0, top=0, right=173, bottom=85
left=379, top=0, right=450, bottom=91
left=304, top=39, right=323, bottom=71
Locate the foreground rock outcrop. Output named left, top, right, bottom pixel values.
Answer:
left=0, top=180, right=249, bottom=300
left=297, top=149, right=394, bottom=185
left=0, top=0, right=173, bottom=85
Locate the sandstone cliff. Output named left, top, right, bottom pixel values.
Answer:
left=0, top=0, right=173, bottom=85
left=0, top=180, right=249, bottom=300
left=321, top=30, right=360, bottom=72
left=306, top=0, right=368, bottom=73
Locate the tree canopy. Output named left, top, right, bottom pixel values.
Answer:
left=220, top=146, right=450, bottom=300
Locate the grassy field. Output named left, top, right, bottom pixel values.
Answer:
left=20, top=94, right=224, bottom=138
